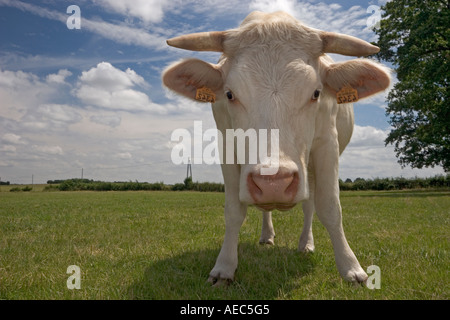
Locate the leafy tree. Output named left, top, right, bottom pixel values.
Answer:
left=183, top=176, right=194, bottom=190
left=374, top=0, right=449, bottom=171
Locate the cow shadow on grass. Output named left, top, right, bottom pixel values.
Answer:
left=128, top=242, right=315, bottom=300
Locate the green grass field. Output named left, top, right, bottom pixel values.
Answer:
left=0, top=188, right=448, bottom=300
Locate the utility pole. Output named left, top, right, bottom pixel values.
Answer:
left=32, top=174, right=34, bottom=186
left=186, top=158, right=192, bottom=180
left=81, top=168, right=83, bottom=179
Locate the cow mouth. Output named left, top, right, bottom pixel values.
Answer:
left=254, top=203, right=297, bottom=212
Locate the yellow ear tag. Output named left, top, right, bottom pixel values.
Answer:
left=195, top=87, right=216, bottom=103
left=336, top=86, right=358, bottom=104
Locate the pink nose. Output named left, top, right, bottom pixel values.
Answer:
left=247, top=170, right=298, bottom=208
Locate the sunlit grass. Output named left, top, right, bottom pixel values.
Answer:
left=0, top=190, right=448, bottom=299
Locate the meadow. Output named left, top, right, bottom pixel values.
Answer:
left=0, top=187, right=448, bottom=300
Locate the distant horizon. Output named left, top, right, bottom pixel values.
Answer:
left=2, top=173, right=448, bottom=186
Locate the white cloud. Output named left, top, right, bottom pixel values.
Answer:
left=37, top=104, right=82, bottom=125
left=348, top=125, right=387, bottom=148
left=0, top=145, right=16, bottom=153
left=116, top=152, right=132, bottom=160
left=74, top=62, right=178, bottom=114
left=21, top=119, right=49, bottom=131
left=32, top=145, right=64, bottom=156
left=95, top=0, right=169, bottom=24
left=94, top=0, right=250, bottom=25
left=75, top=62, right=152, bottom=112
left=83, top=18, right=167, bottom=49
left=0, top=68, right=62, bottom=122
left=249, top=0, right=297, bottom=15
left=0, top=68, right=40, bottom=88
left=249, top=0, right=377, bottom=41
left=79, top=62, right=147, bottom=90
left=46, top=69, right=72, bottom=84
left=90, top=114, right=122, bottom=127
left=2, top=133, right=26, bottom=145
left=118, top=141, right=144, bottom=152
left=340, top=125, right=445, bottom=179
left=0, top=160, right=11, bottom=167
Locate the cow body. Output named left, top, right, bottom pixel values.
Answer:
left=163, top=11, right=390, bottom=285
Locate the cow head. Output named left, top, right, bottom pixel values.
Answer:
left=163, top=11, right=390, bottom=211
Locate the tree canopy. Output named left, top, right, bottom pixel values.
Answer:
left=374, top=0, right=449, bottom=171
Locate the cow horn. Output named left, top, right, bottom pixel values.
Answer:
left=320, top=31, right=380, bottom=57
left=166, top=31, right=225, bottom=52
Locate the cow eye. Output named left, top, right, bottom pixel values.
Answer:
left=312, top=89, right=321, bottom=100
left=225, top=90, right=235, bottom=101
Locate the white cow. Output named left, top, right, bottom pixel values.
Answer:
left=163, top=11, right=390, bottom=286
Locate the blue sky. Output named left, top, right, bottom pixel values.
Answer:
left=0, top=0, right=444, bottom=184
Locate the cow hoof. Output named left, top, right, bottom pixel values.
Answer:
left=343, top=268, right=368, bottom=284
left=259, top=237, right=275, bottom=245
left=207, top=276, right=233, bottom=287
left=298, top=243, right=315, bottom=253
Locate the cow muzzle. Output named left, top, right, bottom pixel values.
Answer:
left=247, top=169, right=299, bottom=211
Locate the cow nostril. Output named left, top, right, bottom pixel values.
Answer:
left=247, top=173, right=263, bottom=196
left=285, top=172, right=299, bottom=195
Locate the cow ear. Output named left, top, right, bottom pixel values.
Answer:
left=324, top=59, right=391, bottom=100
left=162, top=58, right=223, bottom=102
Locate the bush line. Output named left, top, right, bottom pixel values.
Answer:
left=42, top=175, right=450, bottom=192
left=45, top=177, right=225, bottom=192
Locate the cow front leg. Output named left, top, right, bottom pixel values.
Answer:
left=259, top=210, right=275, bottom=245
left=315, top=201, right=367, bottom=283
left=313, top=141, right=367, bottom=283
left=298, top=199, right=315, bottom=252
left=299, top=164, right=315, bottom=252
left=208, top=201, right=247, bottom=286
